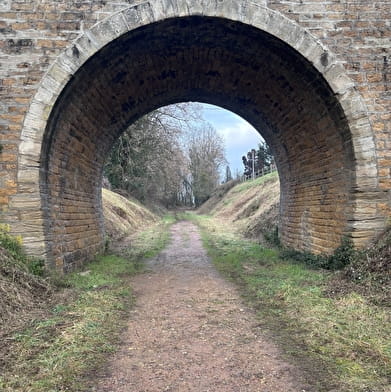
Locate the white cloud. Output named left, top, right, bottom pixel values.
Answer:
left=198, top=103, right=264, bottom=173
left=218, top=121, right=263, bottom=151
left=216, top=120, right=264, bottom=174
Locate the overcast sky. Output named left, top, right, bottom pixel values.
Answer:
left=200, top=103, right=263, bottom=176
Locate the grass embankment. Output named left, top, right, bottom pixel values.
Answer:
left=102, top=187, right=159, bottom=240
left=0, top=224, right=49, bottom=329
left=184, top=213, right=391, bottom=392
left=0, top=217, right=174, bottom=392
left=198, top=172, right=280, bottom=242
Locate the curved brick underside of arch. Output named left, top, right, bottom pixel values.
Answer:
left=15, top=0, right=381, bottom=270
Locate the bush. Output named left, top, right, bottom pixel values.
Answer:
left=264, top=226, right=280, bottom=247
left=0, top=224, right=46, bottom=276
left=282, top=237, right=357, bottom=271
left=0, top=224, right=24, bottom=261
left=26, top=258, right=46, bottom=277
left=281, top=248, right=327, bottom=269
left=327, top=237, right=357, bottom=270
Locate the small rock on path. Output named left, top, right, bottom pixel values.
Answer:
left=95, top=221, right=311, bottom=392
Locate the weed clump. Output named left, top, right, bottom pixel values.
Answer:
left=334, top=227, right=391, bottom=306
left=0, top=224, right=46, bottom=276
left=344, top=227, right=390, bottom=282
left=0, top=223, right=24, bottom=260
left=263, top=226, right=280, bottom=247
left=281, top=237, right=357, bottom=271
left=0, top=224, right=49, bottom=331
left=328, top=237, right=358, bottom=270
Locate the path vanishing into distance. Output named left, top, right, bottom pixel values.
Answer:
left=95, top=221, right=312, bottom=392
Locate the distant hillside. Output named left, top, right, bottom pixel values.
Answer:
left=102, top=188, right=159, bottom=240
left=198, top=172, right=280, bottom=243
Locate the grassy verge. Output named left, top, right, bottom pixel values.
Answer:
left=0, top=220, right=172, bottom=392
left=231, top=171, right=278, bottom=194
left=184, top=213, right=391, bottom=392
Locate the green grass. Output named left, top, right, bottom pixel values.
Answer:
left=0, top=220, right=172, bottom=392
left=187, top=213, right=391, bottom=392
left=163, top=214, right=177, bottom=224
left=231, top=171, right=278, bottom=193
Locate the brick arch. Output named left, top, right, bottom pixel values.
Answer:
left=17, top=0, right=378, bottom=269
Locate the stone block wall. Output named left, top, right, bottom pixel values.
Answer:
left=267, top=0, right=391, bottom=217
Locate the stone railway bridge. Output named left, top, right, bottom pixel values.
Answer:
left=0, top=0, right=390, bottom=270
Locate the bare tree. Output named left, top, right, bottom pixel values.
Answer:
left=104, top=103, right=201, bottom=207
left=224, top=165, right=233, bottom=183
left=104, top=103, right=226, bottom=207
left=187, top=124, right=226, bottom=206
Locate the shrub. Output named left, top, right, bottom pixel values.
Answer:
left=282, top=237, right=357, bottom=271
left=327, top=237, right=357, bottom=270
left=264, top=226, right=280, bottom=247
left=26, top=257, right=46, bottom=277
left=0, top=224, right=46, bottom=276
left=0, top=224, right=24, bottom=261
left=281, top=248, right=327, bottom=269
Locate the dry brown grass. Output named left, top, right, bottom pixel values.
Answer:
left=197, top=179, right=240, bottom=214
left=0, top=248, right=51, bottom=338
left=102, top=188, right=159, bottom=240
left=199, top=172, right=280, bottom=242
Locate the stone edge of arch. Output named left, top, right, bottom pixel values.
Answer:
left=14, top=0, right=378, bottom=257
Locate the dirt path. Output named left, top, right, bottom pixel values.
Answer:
left=95, top=221, right=311, bottom=392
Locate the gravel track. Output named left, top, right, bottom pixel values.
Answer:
left=95, top=221, right=310, bottom=392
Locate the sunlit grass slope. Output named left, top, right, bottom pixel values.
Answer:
left=102, top=188, right=159, bottom=240
left=198, top=172, right=280, bottom=241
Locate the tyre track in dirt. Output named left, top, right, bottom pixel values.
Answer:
left=95, top=221, right=311, bottom=392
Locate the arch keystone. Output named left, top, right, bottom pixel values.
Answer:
left=122, top=2, right=156, bottom=27
left=89, top=12, right=129, bottom=47
left=324, top=63, right=356, bottom=95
